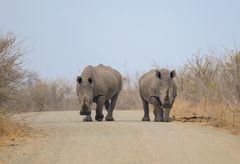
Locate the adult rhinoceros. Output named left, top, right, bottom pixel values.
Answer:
left=76, top=64, right=122, bottom=122
left=139, top=68, right=177, bottom=122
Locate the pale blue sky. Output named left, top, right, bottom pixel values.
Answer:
left=1, top=0, right=240, bottom=79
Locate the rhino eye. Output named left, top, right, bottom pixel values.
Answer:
left=88, top=78, right=93, bottom=84
left=170, top=70, right=176, bottom=78
left=77, top=76, right=82, bottom=83
left=155, top=70, right=161, bottom=79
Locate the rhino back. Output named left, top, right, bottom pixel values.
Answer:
left=139, top=69, right=159, bottom=101
left=92, top=64, right=122, bottom=99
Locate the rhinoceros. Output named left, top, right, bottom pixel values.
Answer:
left=139, top=68, right=177, bottom=122
left=76, top=64, right=122, bottom=122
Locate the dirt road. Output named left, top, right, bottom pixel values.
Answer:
left=1, top=110, right=240, bottom=164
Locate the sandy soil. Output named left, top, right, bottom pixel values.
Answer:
left=0, top=110, right=240, bottom=164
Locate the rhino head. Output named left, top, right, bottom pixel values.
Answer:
left=76, top=76, right=94, bottom=115
left=155, top=68, right=176, bottom=109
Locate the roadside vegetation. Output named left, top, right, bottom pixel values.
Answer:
left=173, top=50, right=240, bottom=128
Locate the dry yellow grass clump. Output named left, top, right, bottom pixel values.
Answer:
left=0, top=113, right=29, bottom=147
left=171, top=99, right=240, bottom=128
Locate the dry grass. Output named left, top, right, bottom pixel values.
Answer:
left=0, top=113, right=46, bottom=150
left=171, top=99, right=240, bottom=128
left=0, top=116, right=29, bottom=147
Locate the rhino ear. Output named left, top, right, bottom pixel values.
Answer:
left=76, top=76, right=82, bottom=83
left=170, top=70, right=176, bottom=78
left=155, top=70, right=161, bottom=79
left=88, top=77, right=93, bottom=84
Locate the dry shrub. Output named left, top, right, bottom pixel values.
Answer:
left=0, top=33, right=37, bottom=147
left=17, top=75, right=79, bottom=112
left=0, top=33, right=27, bottom=139
left=175, top=50, right=240, bottom=127
left=0, top=33, right=25, bottom=109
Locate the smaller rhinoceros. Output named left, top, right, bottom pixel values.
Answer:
left=76, top=64, right=122, bottom=122
left=139, top=68, right=177, bottom=122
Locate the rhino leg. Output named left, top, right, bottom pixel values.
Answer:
left=141, top=97, right=150, bottom=121
left=153, top=107, right=166, bottom=122
left=105, top=100, right=110, bottom=112
left=163, top=108, right=171, bottom=122
left=154, top=106, right=164, bottom=122
left=95, top=96, right=105, bottom=121
left=83, top=115, right=93, bottom=122
left=105, top=93, right=119, bottom=121
left=149, top=97, right=163, bottom=122
left=153, top=107, right=157, bottom=118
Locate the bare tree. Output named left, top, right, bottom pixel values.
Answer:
left=0, top=33, right=25, bottom=111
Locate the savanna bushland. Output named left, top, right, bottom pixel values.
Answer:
left=0, top=33, right=240, bottom=143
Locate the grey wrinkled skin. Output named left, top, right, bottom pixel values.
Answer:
left=76, top=64, right=122, bottom=122
left=139, top=68, right=177, bottom=122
